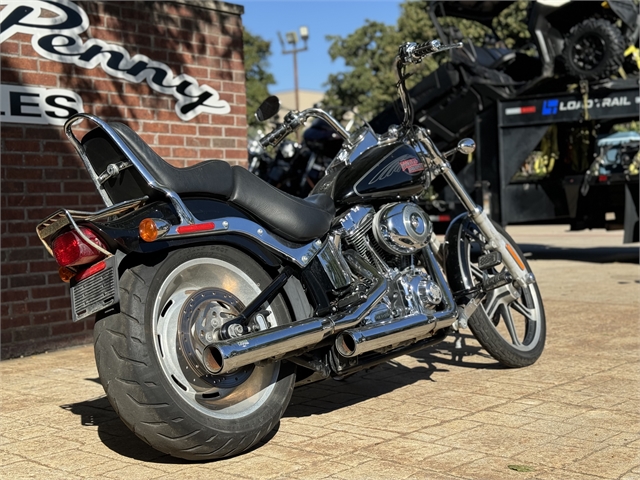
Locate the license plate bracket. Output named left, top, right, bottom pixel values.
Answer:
left=70, top=256, right=119, bottom=321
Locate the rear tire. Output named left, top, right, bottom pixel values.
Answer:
left=94, top=245, right=295, bottom=460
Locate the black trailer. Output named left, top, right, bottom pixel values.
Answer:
left=460, top=79, right=639, bottom=243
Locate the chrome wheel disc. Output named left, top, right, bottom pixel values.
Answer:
left=462, top=223, right=543, bottom=352
left=152, top=258, right=278, bottom=419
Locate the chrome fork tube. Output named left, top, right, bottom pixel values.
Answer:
left=415, top=128, right=534, bottom=288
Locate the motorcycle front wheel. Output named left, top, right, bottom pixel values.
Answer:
left=94, top=245, right=295, bottom=460
left=446, top=217, right=546, bottom=367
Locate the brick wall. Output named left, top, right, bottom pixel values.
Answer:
left=1, top=0, right=247, bottom=359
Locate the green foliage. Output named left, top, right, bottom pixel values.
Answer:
left=324, top=0, right=531, bottom=119
left=243, top=28, right=275, bottom=128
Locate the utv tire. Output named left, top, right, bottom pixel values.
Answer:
left=562, top=18, right=625, bottom=80
left=94, top=246, right=295, bottom=460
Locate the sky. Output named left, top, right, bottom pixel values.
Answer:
left=240, top=1, right=403, bottom=94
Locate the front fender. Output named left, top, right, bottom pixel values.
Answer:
left=443, top=212, right=474, bottom=293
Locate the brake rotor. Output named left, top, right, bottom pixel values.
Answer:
left=177, top=288, right=253, bottom=388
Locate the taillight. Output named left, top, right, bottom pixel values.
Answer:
left=52, top=227, right=107, bottom=267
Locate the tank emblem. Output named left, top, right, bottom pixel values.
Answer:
left=399, top=158, right=424, bottom=174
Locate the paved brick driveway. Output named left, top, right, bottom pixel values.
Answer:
left=1, top=225, right=638, bottom=479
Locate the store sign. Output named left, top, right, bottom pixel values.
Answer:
left=0, top=84, right=83, bottom=125
left=0, top=0, right=230, bottom=121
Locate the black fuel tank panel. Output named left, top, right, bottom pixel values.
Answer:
left=312, top=143, right=426, bottom=206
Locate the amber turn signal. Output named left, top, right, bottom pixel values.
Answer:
left=58, top=266, right=76, bottom=283
left=139, top=218, right=158, bottom=242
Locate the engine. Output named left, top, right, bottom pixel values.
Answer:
left=335, top=203, right=443, bottom=323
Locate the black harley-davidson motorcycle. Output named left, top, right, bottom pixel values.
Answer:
left=37, top=40, right=545, bottom=460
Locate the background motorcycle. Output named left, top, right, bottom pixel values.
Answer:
left=37, top=39, right=545, bottom=461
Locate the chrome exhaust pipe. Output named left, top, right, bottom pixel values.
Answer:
left=335, top=245, right=458, bottom=358
left=335, top=310, right=456, bottom=358
left=203, top=252, right=387, bottom=375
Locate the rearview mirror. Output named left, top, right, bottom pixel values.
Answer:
left=255, top=96, right=280, bottom=122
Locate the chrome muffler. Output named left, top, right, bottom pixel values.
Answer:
left=203, top=252, right=387, bottom=375
left=336, top=245, right=458, bottom=358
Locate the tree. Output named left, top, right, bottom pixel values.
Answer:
left=243, top=28, right=275, bottom=128
left=324, top=0, right=530, bottom=119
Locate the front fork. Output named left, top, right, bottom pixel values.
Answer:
left=416, top=128, right=535, bottom=290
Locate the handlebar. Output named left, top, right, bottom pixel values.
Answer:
left=259, top=123, right=291, bottom=148
left=398, top=40, right=463, bottom=66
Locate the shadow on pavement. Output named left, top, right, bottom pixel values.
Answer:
left=282, top=332, right=502, bottom=419
left=519, top=243, right=639, bottom=264
left=60, top=332, right=498, bottom=461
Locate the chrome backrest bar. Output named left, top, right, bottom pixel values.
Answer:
left=64, top=113, right=195, bottom=224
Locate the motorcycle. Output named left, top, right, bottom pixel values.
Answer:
left=36, top=40, right=545, bottom=460
left=251, top=116, right=344, bottom=198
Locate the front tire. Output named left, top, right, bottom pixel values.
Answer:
left=446, top=217, right=546, bottom=367
left=94, top=245, right=295, bottom=460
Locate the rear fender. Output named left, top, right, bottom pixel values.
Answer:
left=91, top=198, right=282, bottom=268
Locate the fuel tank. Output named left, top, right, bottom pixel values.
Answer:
left=311, top=142, right=427, bottom=207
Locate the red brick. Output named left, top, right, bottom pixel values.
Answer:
left=93, top=79, right=124, bottom=93
left=52, top=321, right=86, bottom=336
left=38, top=61, right=67, bottom=74
left=3, top=316, right=31, bottom=329
left=172, top=147, right=198, bottom=159
left=25, top=154, right=60, bottom=167
left=25, top=127, right=63, bottom=140
left=6, top=194, right=44, bottom=207
left=1, top=40, right=19, bottom=55
left=21, top=72, right=57, bottom=87
left=2, top=126, right=25, bottom=138
left=45, top=194, right=79, bottom=206
left=198, top=149, right=224, bottom=159
left=63, top=181, right=98, bottom=193
left=224, top=149, right=248, bottom=160
left=5, top=167, right=44, bottom=182
left=4, top=140, right=41, bottom=153
left=141, top=122, right=170, bottom=133
left=49, top=298, right=71, bottom=310
left=170, top=124, right=197, bottom=135
left=0, top=234, right=27, bottom=247
left=32, top=286, right=67, bottom=299
left=2, top=260, right=29, bottom=275
left=2, top=182, right=24, bottom=194
left=198, top=126, right=223, bottom=137
left=44, top=169, right=78, bottom=180
left=1, top=290, right=29, bottom=303
left=42, top=141, right=75, bottom=154
left=30, top=260, right=58, bottom=273
left=26, top=182, right=61, bottom=194
left=4, top=56, right=38, bottom=71
left=2, top=208, right=25, bottom=221
left=224, top=127, right=246, bottom=138
left=158, top=135, right=185, bottom=146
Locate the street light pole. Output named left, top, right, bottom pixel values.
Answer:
left=278, top=26, right=309, bottom=117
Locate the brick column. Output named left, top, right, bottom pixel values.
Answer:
left=1, top=0, right=247, bottom=358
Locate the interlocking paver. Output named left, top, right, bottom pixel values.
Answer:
left=1, top=225, right=638, bottom=479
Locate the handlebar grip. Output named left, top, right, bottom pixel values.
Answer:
left=259, top=124, right=290, bottom=148
left=414, top=40, right=441, bottom=57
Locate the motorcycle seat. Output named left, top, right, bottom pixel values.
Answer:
left=109, top=123, right=235, bottom=198
left=229, top=165, right=335, bottom=242
left=106, top=122, right=334, bottom=243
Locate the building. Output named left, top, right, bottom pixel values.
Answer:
left=1, top=0, right=247, bottom=358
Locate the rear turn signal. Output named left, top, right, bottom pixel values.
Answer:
left=139, top=218, right=158, bottom=242
left=58, top=266, right=76, bottom=283
left=52, top=227, right=107, bottom=267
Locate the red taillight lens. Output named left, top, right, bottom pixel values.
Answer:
left=52, top=227, right=107, bottom=267
left=75, top=260, right=107, bottom=282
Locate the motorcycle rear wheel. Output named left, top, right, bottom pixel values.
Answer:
left=94, top=245, right=295, bottom=460
left=447, top=217, right=546, bottom=367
